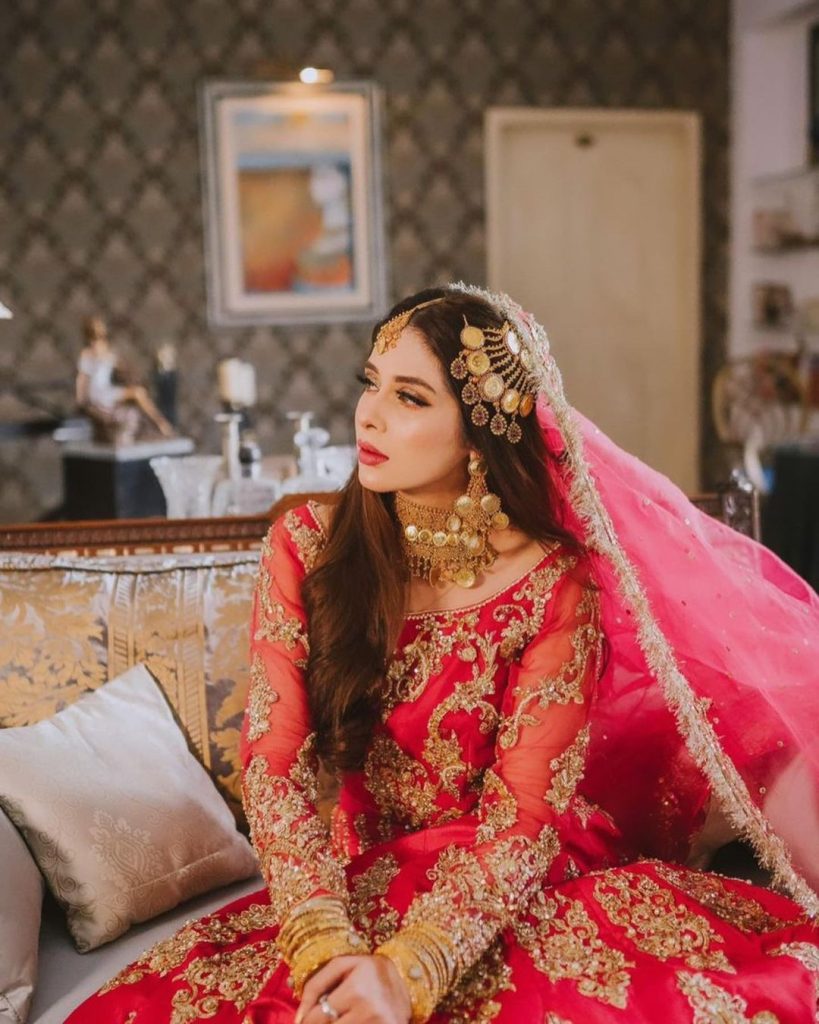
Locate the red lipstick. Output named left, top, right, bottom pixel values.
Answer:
left=357, top=441, right=389, bottom=465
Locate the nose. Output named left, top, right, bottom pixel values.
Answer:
left=355, top=387, right=386, bottom=435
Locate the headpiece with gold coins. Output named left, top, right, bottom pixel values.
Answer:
left=374, top=296, right=540, bottom=443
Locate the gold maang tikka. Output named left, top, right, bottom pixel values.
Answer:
left=395, top=455, right=510, bottom=589
left=374, top=298, right=446, bottom=354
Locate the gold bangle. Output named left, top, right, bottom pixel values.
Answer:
left=377, top=923, right=458, bottom=1024
left=278, top=897, right=369, bottom=997
left=289, top=929, right=368, bottom=996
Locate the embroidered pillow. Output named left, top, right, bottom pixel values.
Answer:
left=0, top=664, right=258, bottom=952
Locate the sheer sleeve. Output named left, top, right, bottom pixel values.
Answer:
left=240, top=514, right=367, bottom=993
left=377, top=564, right=602, bottom=1021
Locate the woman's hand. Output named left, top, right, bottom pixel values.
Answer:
left=296, top=954, right=412, bottom=1024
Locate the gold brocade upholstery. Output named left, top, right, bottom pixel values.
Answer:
left=0, top=549, right=258, bottom=824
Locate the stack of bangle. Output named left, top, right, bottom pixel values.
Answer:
left=278, top=894, right=369, bottom=997
left=377, top=922, right=458, bottom=1024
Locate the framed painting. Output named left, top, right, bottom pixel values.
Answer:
left=200, top=80, right=388, bottom=326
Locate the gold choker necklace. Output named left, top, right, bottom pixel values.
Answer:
left=394, top=457, right=509, bottom=589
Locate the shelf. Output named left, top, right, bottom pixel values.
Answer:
left=751, top=164, right=819, bottom=187
left=752, top=241, right=819, bottom=254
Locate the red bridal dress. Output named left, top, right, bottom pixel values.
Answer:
left=67, top=503, right=819, bottom=1024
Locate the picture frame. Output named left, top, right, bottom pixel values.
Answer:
left=200, top=80, right=388, bottom=327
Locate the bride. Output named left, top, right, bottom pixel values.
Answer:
left=68, top=285, right=818, bottom=1024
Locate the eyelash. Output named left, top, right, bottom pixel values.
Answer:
left=355, top=373, right=428, bottom=407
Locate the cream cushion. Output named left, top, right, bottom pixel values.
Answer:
left=0, top=808, right=43, bottom=1024
left=0, top=664, right=258, bottom=953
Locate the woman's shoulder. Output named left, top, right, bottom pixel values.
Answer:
left=266, top=500, right=332, bottom=572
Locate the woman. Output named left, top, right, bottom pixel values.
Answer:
left=68, top=286, right=818, bottom=1023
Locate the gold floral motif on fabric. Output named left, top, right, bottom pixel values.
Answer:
left=593, top=870, right=734, bottom=972
left=768, top=941, right=819, bottom=977
left=289, top=733, right=321, bottom=805
left=498, top=589, right=599, bottom=751
left=384, top=612, right=481, bottom=714
left=363, top=734, right=440, bottom=830
left=438, top=937, right=515, bottom=1024
left=285, top=507, right=325, bottom=571
left=545, top=723, right=591, bottom=814
left=242, top=755, right=348, bottom=925
left=423, top=635, right=500, bottom=797
left=544, top=1016, right=575, bottom=1024
left=353, top=810, right=398, bottom=851
left=676, top=972, right=779, bottom=1024
left=402, top=827, right=560, bottom=989
left=653, top=863, right=804, bottom=934
left=513, top=889, right=633, bottom=1009
left=169, top=940, right=279, bottom=1023
left=246, top=652, right=278, bottom=742
left=98, top=903, right=277, bottom=992
left=476, top=768, right=518, bottom=842
left=350, top=853, right=401, bottom=946
left=253, top=541, right=308, bottom=664
left=493, top=549, right=576, bottom=659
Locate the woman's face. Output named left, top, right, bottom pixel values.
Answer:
left=355, top=326, right=471, bottom=501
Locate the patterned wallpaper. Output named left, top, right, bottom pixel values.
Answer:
left=0, top=0, right=730, bottom=522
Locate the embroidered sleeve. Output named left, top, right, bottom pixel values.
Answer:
left=377, top=566, right=602, bottom=1022
left=240, top=514, right=366, bottom=989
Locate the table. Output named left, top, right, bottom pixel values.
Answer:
left=60, top=438, right=194, bottom=520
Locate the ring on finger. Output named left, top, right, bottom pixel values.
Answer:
left=319, top=994, right=340, bottom=1021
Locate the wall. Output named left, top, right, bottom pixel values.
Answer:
left=0, top=0, right=730, bottom=521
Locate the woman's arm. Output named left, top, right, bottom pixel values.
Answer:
left=240, top=514, right=368, bottom=994
left=376, top=565, right=602, bottom=1022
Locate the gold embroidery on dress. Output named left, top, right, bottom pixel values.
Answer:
left=284, top=507, right=325, bottom=572
left=363, top=734, right=440, bottom=830
left=423, top=635, right=500, bottom=797
left=289, top=733, right=320, bottom=804
left=402, top=827, right=560, bottom=989
left=676, top=972, right=779, bottom=1024
left=653, top=863, right=805, bottom=934
left=99, top=903, right=277, bottom=992
left=350, top=853, right=401, bottom=945
left=768, top=941, right=819, bottom=977
left=384, top=612, right=481, bottom=714
left=254, top=537, right=309, bottom=663
left=592, top=870, right=734, bottom=972
left=169, top=941, right=279, bottom=1023
left=545, top=724, right=591, bottom=814
left=438, top=937, right=515, bottom=1024
left=246, top=652, right=278, bottom=742
left=513, top=889, right=633, bottom=1009
left=498, top=589, right=599, bottom=751
left=243, top=755, right=347, bottom=925
left=494, top=550, right=577, bottom=659
left=476, top=768, right=518, bottom=842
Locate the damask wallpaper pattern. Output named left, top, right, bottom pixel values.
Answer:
left=0, top=0, right=729, bottom=521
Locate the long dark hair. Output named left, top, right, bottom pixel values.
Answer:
left=301, top=287, right=581, bottom=773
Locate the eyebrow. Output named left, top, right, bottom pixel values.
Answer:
left=363, top=361, right=437, bottom=394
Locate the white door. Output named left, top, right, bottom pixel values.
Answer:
left=486, top=109, right=701, bottom=492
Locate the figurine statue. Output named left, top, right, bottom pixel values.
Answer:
left=75, top=316, right=174, bottom=444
